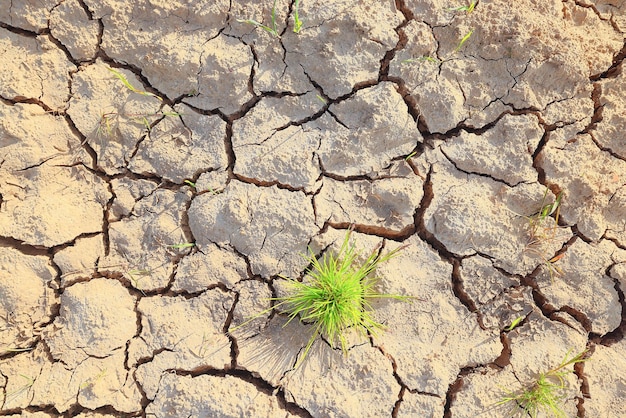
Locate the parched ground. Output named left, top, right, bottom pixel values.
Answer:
left=1, top=0, right=625, bottom=417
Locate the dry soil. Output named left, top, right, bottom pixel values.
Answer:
left=1, top=1, right=626, bottom=417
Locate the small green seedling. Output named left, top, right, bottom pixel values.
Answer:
left=454, top=29, right=474, bottom=53
left=165, top=242, right=195, bottom=250
left=231, top=228, right=413, bottom=368
left=504, top=316, right=525, bottom=331
left=528, top=190, right=562, bottom=244
left=506, top=189, right=565, bottom=282
left=447, top=1, right=477, bottom=13
left=403, top=30, right=473, bottom=65
left=525, top=190, right=565, bottom=281
left=96, top=68, right=181, bottom=139
left=108, top=68, right=161, bottom=101
left=237, top=0, right=280, bottom=37
left=315, top=94, right=327, bottom=104
left=184, top=180, right=196, bottom=188
left=405, top=151, right=418, bottom=161
left=293, top=0, right=303, bottom=33
left=498, top=349, right=587, bottom=418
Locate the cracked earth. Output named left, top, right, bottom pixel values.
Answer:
left=1, top=0, right=625, bottom=417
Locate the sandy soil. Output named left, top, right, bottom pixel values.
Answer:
left=1, top=0, right=625, bottom=417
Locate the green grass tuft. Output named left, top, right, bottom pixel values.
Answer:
left=230, top=228, right=412, bottom=368
left=497, top=349, right=588, bottom=418
left=275, top=229, right=411, bottom=366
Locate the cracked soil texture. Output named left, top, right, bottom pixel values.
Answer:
left=0, top=0, right=625, bottom=417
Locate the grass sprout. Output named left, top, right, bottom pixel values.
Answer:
left=524, top=189, right=565, bottom=281
left=405, top=151, right=418, bottom=160
left=315, top=94, right=327, bottom=104
left=506, top=188, right=565, bottom=282
left=527, top=190, right=563, bottom=246
left=293, top=0, right=303, bottom=33
left=402, top=30, right=473, bottom=65
left=497, top=350, right=588, bottom=418
left=237, top=0, right=280, bottom=37
left=503, top=315, right=525, bottom=332
left=107, top=68, right=161, bottom=101
left=447, top=1, right=477, bottom=13
left=232, top=228, right=412, bottom=368
left=96, top=67, right=181, bottom=140
left=453, top=29, right=474, bottom=53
